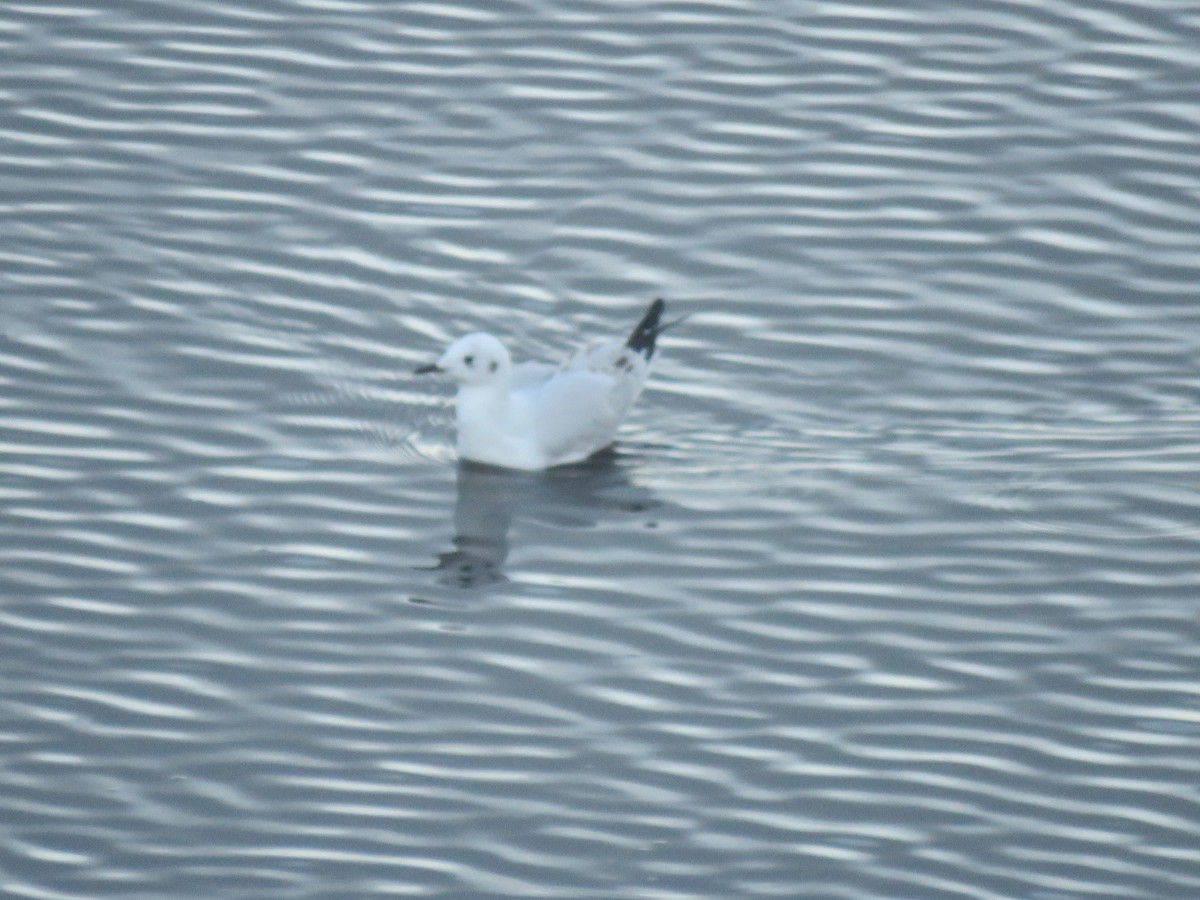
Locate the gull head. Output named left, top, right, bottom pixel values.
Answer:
left=416, top=332, right=511, bottom=387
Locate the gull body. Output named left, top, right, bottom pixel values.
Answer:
left=417, top=299, right=667, bottom=470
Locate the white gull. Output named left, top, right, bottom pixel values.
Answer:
left=416, top=299, right=670, bottom=470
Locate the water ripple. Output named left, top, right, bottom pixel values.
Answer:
left=3, top=0, right=1200, bottom=897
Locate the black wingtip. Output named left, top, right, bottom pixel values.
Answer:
left=625, top=298, right=667, bottom=358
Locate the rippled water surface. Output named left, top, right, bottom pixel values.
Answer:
left=3, top=1, right=1200, bottom=897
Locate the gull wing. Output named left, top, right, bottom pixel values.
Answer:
left=522, top=367, right=627, bottom=462
left=514, top=340, right=653, bottom=464
left=511, top=360, right=557, bottom=390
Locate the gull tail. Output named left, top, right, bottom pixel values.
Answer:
left=625, top=298, right=667, bottom=359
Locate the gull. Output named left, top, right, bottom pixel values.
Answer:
left=415, top=299, right=671, bottom=470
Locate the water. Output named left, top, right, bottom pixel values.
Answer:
left=3, top=1, right=1200, bottom=897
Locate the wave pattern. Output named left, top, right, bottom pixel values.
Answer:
left=2, top=0, right=1200, bottom=897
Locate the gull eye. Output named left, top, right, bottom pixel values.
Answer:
left=464, top=354, right=474, bottom=366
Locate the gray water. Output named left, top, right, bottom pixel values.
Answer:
left=2, top=2, right=1200, bottom=897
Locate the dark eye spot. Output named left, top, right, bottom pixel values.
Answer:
left=489, top=360, right=498, bottom=373
left=464, top=354, right=474, bottom=366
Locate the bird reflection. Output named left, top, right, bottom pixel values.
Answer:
left=420, top=448, right=660, bottom=588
